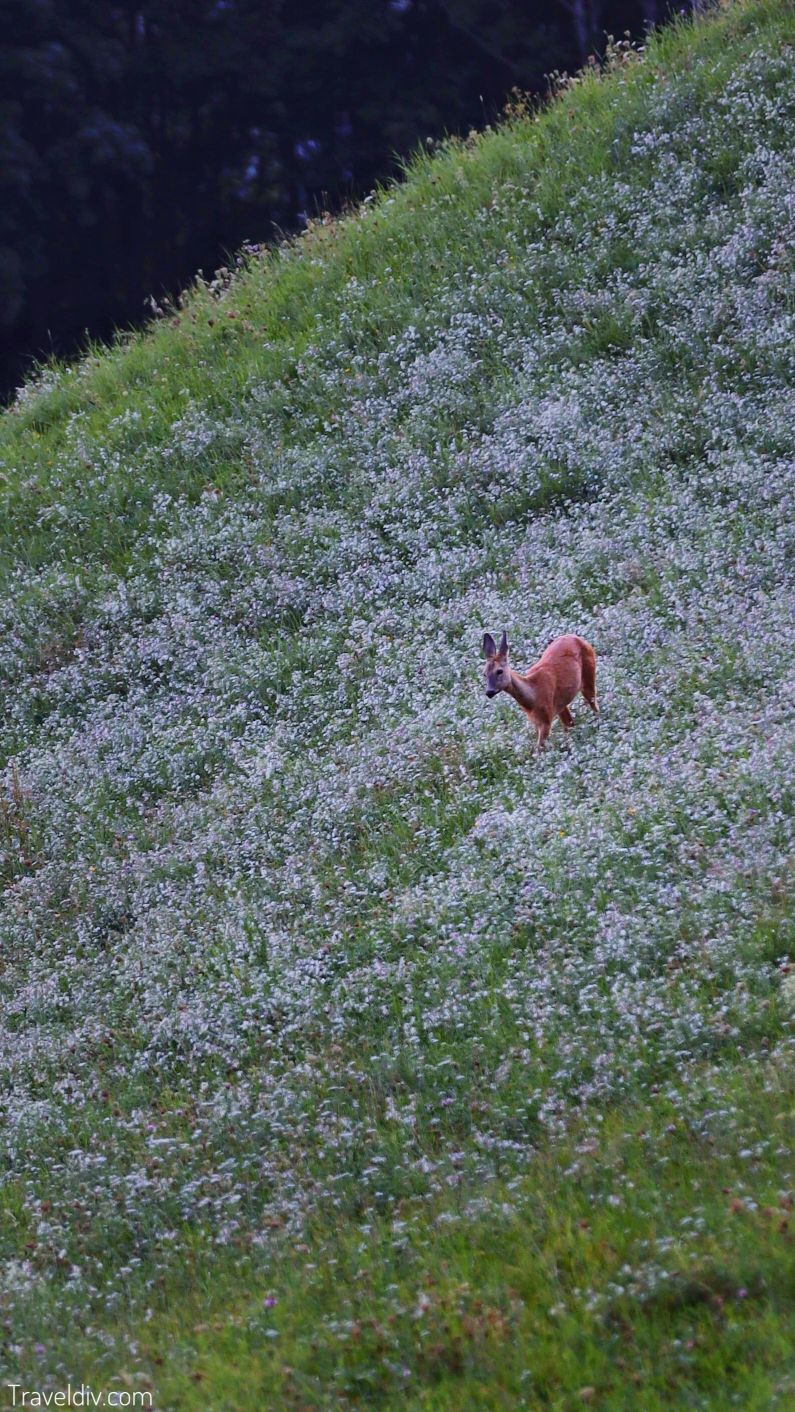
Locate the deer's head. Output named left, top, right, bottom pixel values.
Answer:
left=482, top=631, right=509, bottom=699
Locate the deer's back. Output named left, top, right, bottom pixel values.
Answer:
left=526, top=635, right=586, bottom=712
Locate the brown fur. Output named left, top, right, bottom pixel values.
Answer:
left=482, top=631, right=598, bottom=749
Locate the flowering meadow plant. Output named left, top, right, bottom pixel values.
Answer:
left=0, top=2, right=794, bottom=1405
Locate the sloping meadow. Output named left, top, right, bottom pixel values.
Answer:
left=1, top=1, right=794, bottom=1403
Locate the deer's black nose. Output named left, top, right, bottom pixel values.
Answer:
left=485, top=689, right=496, bottom=699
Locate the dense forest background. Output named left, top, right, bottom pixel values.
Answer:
left=0, top=0, right=689, bottom=399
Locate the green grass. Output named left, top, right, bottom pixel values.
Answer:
left=18, top=1059, right=793, bottom=1411
left=1, top=1, right=795, bottom=1407
left=0, top=5, right=777, bottom=582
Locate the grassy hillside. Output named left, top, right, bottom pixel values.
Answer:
left=2, top=2, right=795, bottom=1406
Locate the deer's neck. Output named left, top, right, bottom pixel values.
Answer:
left=506, top=670, right=536, bottom=713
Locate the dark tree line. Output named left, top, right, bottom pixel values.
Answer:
left=0, top=0, right=685, bottom=399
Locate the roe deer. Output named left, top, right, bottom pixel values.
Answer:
left=482, top=631, right=598, bottom=749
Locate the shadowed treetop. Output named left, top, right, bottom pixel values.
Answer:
left=0, top=0, right=677, bottom=399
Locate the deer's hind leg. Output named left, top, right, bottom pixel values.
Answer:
left=580, top=651, right=599, bottom=714
left=558, top=706, right=574, bottom=729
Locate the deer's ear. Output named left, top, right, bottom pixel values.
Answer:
left=482, top=633, right=496, bottom=658
left=498, top=630, right=508, bottom=658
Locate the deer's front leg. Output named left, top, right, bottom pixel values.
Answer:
left=535, top=716, right=551, bottom=750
